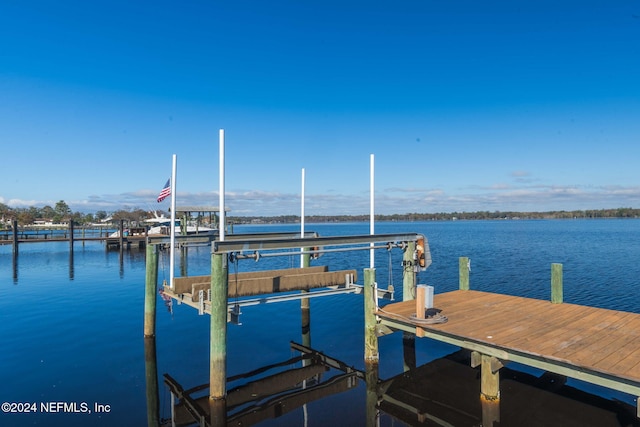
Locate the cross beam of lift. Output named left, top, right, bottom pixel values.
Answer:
left=212, top=232, right=430, bottom=260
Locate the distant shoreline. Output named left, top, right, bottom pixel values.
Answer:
left=2, top=206, right=638, bottom=229
left=229, top=208, right=640, bottom=224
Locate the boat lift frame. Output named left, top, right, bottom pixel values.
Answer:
left=212, top=232, right=429, bottom=314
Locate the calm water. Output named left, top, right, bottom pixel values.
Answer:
left=2, top=219, right=640, bottom=426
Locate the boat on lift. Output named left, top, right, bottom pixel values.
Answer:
left=109, top=212, right=217, bottom=238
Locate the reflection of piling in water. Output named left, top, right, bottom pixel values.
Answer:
left=68, top=249, right=74, bottom=280
left=12, top=249, right=18, bottom=282
left=365, top=362, right=379, bottom=427
left=163, top=342, right=361, bottom=426
left=301, top=248, right=311, bottom=354
left=379, top=349, right=639, bottom=427
left=144, top=337, right=160, bottom=427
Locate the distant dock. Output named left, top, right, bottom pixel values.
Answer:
left=0, top=220, right=148, bottom=250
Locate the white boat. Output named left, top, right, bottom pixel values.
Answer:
left=109, top=214, right=217, bottom=238
left=146, top=215, right=217, bottom=236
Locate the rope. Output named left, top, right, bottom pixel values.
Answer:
left=402, top=258, right=416, bottom=299
left=377, top=306, right=448, bottom=325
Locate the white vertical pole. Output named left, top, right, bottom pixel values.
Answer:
left=369, top=154, right=375, bottom=269
left=300, top=168, right=305, bottom=267
left=169, top=154, right=177, bottom=289
left=370, top=154, right=378, bottom=309
left=219, top=129, right=225, bottom=242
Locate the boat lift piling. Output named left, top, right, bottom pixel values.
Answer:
left=144, top=243, right=159, bottom=338
left=209, top=251, right=228, bottom=425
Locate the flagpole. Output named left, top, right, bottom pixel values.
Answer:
left=169, top=154, right=177, bottom=289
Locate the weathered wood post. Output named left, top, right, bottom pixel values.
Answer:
left=551, top=263, right=563, bottom=303
left=209, top=252, right=228, bottom=425
left=119, top=219, right=125, bottom=251
left=402, top=242, right=417, bottom=370
left=459, top=257, right=470, bottom=290
left=68, top=220, right=74, bottom=252
left=364, top=268, right=378, bottom=363
left=480, top=354, right=501, bottom=425
left=181, top=213, right=187, bottom=235
left=144, top=243, right=159, bottom=338
left=180, top=245, right=188, bottom=277
left=402, top=241, right=416, bottom=300
left=471, top=351, right=502, bottom=425
left=144, top=336, right=160, bottom=427
left=12, top=219, right=18, bottom=256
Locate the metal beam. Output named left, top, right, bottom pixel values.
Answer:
left=148, top=231, right=319, bottom=246
left=212, top=233, right=425, bottom=254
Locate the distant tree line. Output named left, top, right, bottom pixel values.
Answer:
left=0, top=201, right=151, bottom=228
left=228, top=208, right=640, bottom=224
left=1, top=201, right=639, bottom=229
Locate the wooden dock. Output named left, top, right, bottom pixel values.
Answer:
left=377, top=289, right=640, bottom=405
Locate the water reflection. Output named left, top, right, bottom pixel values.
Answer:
left=145, top=337, right=160, bottom=427
left=12, top=250, right=18, bottom=282
left=379, top=350, right=639, bottom=427
left=69, top=246, right=74, bottom=280
left=163, top=342, right=361, bottom=427
left=159, top=345, right=639, bottom=427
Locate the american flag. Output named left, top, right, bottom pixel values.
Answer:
left=157, top=179, right=171, bottom=203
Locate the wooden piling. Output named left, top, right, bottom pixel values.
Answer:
left=551, top=263, right=563, bottom=304
left=68, top=220, right=74, bottom=252
left=414, top=285, right=427, bottom=338
left=402, top=242, right=417, bottom=370
left=364, top=268, right=378, bottom=363
left=119, top=219, right=125, bottom=250
left=210, top=253, right=228, bottom=401
left=144, top=243, right=159, bottom=338
left=402, top=241, right=416, bottom=300
left=459, top=257, right=470, bottom=290
left=12, top=219, right=18, bottom=256
left=415, top=285, right=426, bottom=320
left=480, top=354, right=501, bottom=400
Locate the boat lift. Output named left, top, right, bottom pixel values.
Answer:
left=156, top=232, right=431, bottom=324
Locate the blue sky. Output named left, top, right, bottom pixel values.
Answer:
left=1, top=1, right=639, bottom=216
